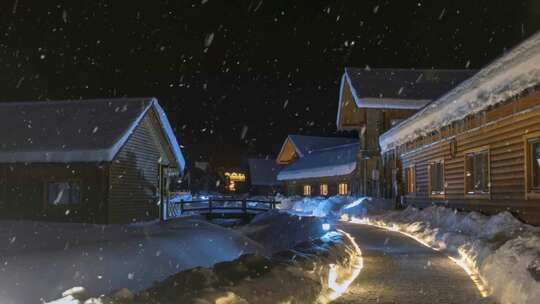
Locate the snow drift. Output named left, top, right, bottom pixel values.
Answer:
left=351, top=206, right=540, bottom=304
left=53, top=231, right=362, bottom=304
left=0, top=218, right=263, bottom=303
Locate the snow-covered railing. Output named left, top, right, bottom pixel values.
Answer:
left=165, top=199, right=280, bottom=220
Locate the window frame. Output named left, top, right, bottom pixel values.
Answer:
left=303, top=184, right=312, bottom=196
left=463, top=146, right=491, bottom=199
left=338, top=183, right=348, bottom=196
left=523, top=132, right=540, bottom=199
left=45, top=180, right=82, bottom=207
left=319, top=183, right=329, bottom=196
left=404, top=165, right=416, bottom=196
left=428, top=159, right=445, bottom=198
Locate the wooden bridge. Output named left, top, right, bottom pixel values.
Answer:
left=164, top=198, right=280, bottom=221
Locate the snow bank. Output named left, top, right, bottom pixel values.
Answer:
left=0, top=218, right=262, bottom=303
left=277, top=195, right=362, bottom=218
left=351, top=206, right=540, bottom=304
left=60, top=231, right=362, bottom=304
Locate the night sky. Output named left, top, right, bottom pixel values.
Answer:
left=1, top=0, right=540, bottom=167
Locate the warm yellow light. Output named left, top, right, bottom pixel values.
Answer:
left=225, top=172, right=246, bottom=182
left=347, top=218, right=491, bottom=298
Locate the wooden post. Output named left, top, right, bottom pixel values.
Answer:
left=242, top=199, right=247, bottom=214
left=208, top=199, right=213, bottom=220
left=180, top=201, right=184, bottom=214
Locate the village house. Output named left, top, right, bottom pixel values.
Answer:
left=336, top=67, right=476, bottom=198
left=247, top=158, right=283, bottom=196
left=379, top=32, right=540, bottom=225
left=0, top=98, right=185, bottom=224
left=276, top=135, right=358, bottom=196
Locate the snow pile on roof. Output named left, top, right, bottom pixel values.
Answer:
left=350, top=206, right=540, bottom=304
left=282, top=134, right=357, bottom=158
left=55, top=221, right=362, bottom=304
left=277, top=142, right=359, bottom=181
left=0, top=98, right=185, bottom=170
left=247, top=158, right=282, bottom=186
left=380, top=31, right=540, bottom=152
left=340, top=67, right=475, bottom=109
left=0, top=218, right=262, bottom=303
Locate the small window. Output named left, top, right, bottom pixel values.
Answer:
left=338, top=183, right=348, bottom=195
left=405, top=166, right=415, bottom=194
left=527, top=139, right=540, bottom=193
left=429, top=161, right=444, bottom=196
left=303, top=185, right=312, bottom=196
left=47, top=182, right=81, bottom=205
left=320, top=184, right=328, bottom=196
left=465, top=150, right=490, bottom=195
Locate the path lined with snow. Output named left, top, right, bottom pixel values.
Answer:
left=333, top=223, right=494, bottom=304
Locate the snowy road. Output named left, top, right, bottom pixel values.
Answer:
left=332, top=222, right=496, bottom=304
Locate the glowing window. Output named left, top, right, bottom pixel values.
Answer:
left=338, top=183, right=348, bottom=195
left=405, top=166, right=415, bottom=194
left=320, top=184, right=328, bottom=196
left=303, top=185, right=312, bottom=196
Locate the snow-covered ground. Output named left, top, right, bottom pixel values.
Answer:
left=352, top=206, right=540, bottom=304
left=0, top=218, right=263, bottom=303
left=47, top=210, right=363, bottom=304
left=278, top=195, right=540, bottom=304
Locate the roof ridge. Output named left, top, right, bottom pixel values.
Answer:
left=345, top=67, right=477, bottom=73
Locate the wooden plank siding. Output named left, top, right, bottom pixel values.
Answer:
left=108, top=109, right=175, bottom=223
left=0, top=163, right=109, bottom=223
left=398, top=90, right=540, bottom=225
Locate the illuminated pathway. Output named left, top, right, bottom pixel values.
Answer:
left=333, top=223, right=496, bottom=304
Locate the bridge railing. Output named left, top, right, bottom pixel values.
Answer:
left=165, top=198, right=280, bottom=220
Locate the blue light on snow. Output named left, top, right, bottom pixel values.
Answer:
left=322, top=223, right=331, bottom=231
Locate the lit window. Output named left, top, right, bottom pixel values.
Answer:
left=429, top=161, right=444, bottom=196
left=405, top=166, right=415, bottom=194
left=47, top=182, right=81, bottom=205
left=303, top=185, right=312, bottom=196
left=465, top=150, right=490, bottom=194
left=320, top=184, right=328, bottom=196
left=338, top=183, right=348, bottom=195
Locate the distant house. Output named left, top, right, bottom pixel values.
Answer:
left=276, top=135, right=359, bottom=196
left=0, top=98, right=185, bottom=224
left=336, top=67, right=475, bottom=197
left=247, top=158, right=283, bottom=195
left=379, top=31, right=540, bottom=225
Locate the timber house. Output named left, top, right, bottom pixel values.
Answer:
left=0, top=98, right=185, bottom=224
left=379, top=31, right=540, bottom=225
left=336, top=67, right=476, bottom=198
left=276, top=135, right=358, bottom=196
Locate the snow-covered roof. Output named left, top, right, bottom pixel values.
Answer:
left=277, top=134, right=357, bottom=160
left=337, top=68, right=475, bottom=129
left=0, top=97, right=186, bottom=171
left=247, top=158, right=282, bottom=186
left=380, top=31, right=540, bottom=153
left=277, top=142, right=359, bottom=181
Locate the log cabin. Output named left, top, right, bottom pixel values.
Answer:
left=379, top=31, right=540, bottom=225
left=336, top=67, right=476, bottom=198
left=0, top=98, right=185, bottom=224
left=276, top=135, right=359, bottom=196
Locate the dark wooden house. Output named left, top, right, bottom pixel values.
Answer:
left=247, top=158, right=283, bottom=195
left=379, top=32, right=540, bottom=225
left=276, top=135, right=359, bottom=196
left=0, top=98, right=185, bottom=224
left=336, top=67, right=476, bottom=197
